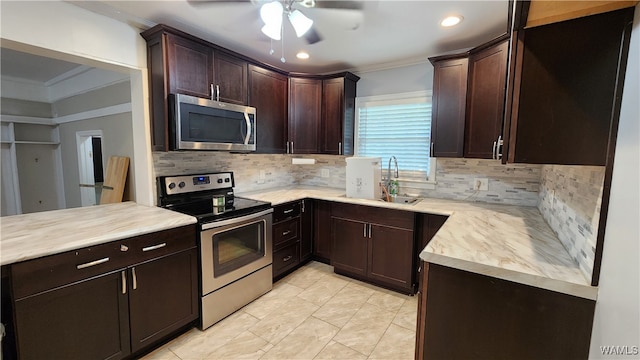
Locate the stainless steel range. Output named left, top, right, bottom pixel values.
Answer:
left=157, top=172, right=273, bottom=329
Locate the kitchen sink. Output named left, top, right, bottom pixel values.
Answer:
left=380, top=195, right=421, bottom=205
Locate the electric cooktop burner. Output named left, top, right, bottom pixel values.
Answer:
left=157, top=171, right=271, bottom=224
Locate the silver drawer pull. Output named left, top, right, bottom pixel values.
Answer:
left=121, top=270, right=127, bottom=294
left=132, top=267, right=138, bottom=290
left=283, top=255, right=293, bottom=262
left=142, top=243, right=167, bottom=252
left=282, top=230, right=292, bottom=236
left=76, top=257, right=109, bottom=270
left=283, top=209, right=294, bottom=214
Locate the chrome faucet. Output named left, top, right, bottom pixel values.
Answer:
left=386, top=156, right=399, bottom=189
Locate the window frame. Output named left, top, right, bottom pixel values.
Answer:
left=354, top=90, right=437, bottom=184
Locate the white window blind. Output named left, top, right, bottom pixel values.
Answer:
left=356, top=91, right=432, bottom=177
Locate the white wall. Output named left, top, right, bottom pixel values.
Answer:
left=1, top=0, right=155, bottom=206
left=589, top=4, right=640, bottom=358
left=355, top=62, right=433, bottom=97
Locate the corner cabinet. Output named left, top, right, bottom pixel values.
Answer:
left=503, top=7, right=635, bottom=165
left=288, top=73, right=359, bottom=155
left=6, top=225, right=198, bottom=360
left=248, top=65, right=289, bottom=154
left=331, top=202, right=415, bottom=294
left=429, top=55, right=468, bottom=158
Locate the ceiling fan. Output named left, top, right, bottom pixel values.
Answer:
left=188, top=0, right=364, bottom=45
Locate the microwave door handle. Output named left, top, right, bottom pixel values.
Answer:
left=244, top=112, right=252, bottom=145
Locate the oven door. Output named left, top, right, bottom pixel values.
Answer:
left=200, top=209, right=273, bottom=295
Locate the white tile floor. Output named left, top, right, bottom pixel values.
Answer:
left=142, top=261, right=417, bottom=360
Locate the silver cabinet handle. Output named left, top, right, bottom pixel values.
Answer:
left=291, top=141, right=294, bottom=154
left=142, top=243, right=167, bottom=252
left=132, top=267, right=138, bottom=290
left=216, top=84, right=220, bottom=102
left=339, top=142, right=342, bottom=155
left=282, top=230, right=292, bottom=236
left=301, top=200, right=305, bottom=213
left=76, top=257, right=109, bottom=270
left=430, top=142, right=434, bottom=156
left=210, top=84, right=215, bottom=101
left=492, top=140, right=497, bottom=160
left=286, top=141, right=290, bottom=154
left=283, top=209, right=294, bottom=214
left=121, top=270, right=127, bottom=294
left=283, top=255, right=293, bottom=262
left=497, top=135, right=503, bottom=160
left=368, top=224, right=372, bottom=238
left=363, top=223, right=367, bottom=237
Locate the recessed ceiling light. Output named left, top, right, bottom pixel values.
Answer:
left=296, top=51, right=310, bottom=60
left=441, top=15, right=463, bottom=27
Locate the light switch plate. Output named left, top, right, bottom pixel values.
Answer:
left=321, top=169, right=330, bottom=178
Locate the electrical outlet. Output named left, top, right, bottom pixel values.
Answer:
left=259, top=170, right=266, bottom=179
left=321, top=169, right=330, bottom=178
left=474, top=178, right=489, bottom=191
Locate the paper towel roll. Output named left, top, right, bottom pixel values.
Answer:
left=292, top=158, right=316, bottom=165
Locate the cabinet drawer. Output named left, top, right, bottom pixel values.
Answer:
left=11, top=225, right=197, bottom=299
left=273, top=201, right=301, bottom=223
left=129, top=225, right=197, bottom=264
left=332, top=203, right=415, bottom=230
left=273, top=242, right=300, bottom=277
left=273, top=217, right=300, bottom=249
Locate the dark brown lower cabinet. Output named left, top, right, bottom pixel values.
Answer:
left=331, top=203, right=415, bottom=293
left=415, top=263, right=596, bottom=360
left=14, top=270, right=130, bottom=360
left=313, top=200, right=333, bottom=263
left=128, top=249, right=198, bottom=353
left=6, top=225, right=198, bottom=360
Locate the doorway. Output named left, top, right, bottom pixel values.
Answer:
left=76, top=130, right=104, bottom=206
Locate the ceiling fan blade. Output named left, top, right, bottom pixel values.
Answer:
left=303, top=27, right=323, bottom=44
left=305, top=1, right=363, bottom=10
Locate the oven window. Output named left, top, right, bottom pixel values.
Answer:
left=212, top=221, right=265, bottom=277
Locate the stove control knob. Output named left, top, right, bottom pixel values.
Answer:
left=178, top=181, right=186, bottom=188
left=168, top=182, right=176, bottom=190
left=217, top=178, right=223, bottom=184
left=224, top=178, right=230, bottom=183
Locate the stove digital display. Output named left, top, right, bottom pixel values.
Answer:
left=193, top=176, right=210, bottom=185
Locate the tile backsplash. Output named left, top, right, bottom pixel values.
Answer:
left=537, top=165, right=605, bottom=281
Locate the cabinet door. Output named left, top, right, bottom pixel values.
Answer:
left=321, top=77, right=344, bottom=154
left=368, top=224, right=414, bottom=291
left=14, top=270, right=130, bottom=360
left=248, top=65, right=288, bottom=154
left=431, top=57, right=468, bottom=158
left=166, top=34, right=214, bottom=98
left=300, top=199, right=314, bottom=261
left=128, top=249, right=198, bottom=353
left=313, top=200, right=332, bottom=263
left=289, top=77, right=322, bottom=154
left=214, top=52, right=248, bottom=105
left=464, top=39, right=508, bottom=159
left=331, top=217, right=368, bottom=277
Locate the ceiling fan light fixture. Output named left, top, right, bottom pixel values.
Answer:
left=441, top=15, right=463, bottom=27
left=261, top=23, right=281, bottom=40
left=260, top=1, right=284, bottom=25
left=288, top=9, right=314, bottom=37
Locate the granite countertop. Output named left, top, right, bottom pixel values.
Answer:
left=239, top=186, right=597, bottom=300
left=0, top=202, right=197, bottom=266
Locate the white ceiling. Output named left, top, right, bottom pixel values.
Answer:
left=72, top=0, right=509, bottom=74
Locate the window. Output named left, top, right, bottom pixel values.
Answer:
left=355, top=91, right=433, bottom=180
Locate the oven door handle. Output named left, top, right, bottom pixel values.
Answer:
left=201, top=208, right=273, bottom=230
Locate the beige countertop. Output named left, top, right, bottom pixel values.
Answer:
left=0, top=202, right=197, bottom=266
left=239, top=186, right=597, bottom=300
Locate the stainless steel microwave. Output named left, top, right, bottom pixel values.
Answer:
left=170, top=93, right=256, bottom=151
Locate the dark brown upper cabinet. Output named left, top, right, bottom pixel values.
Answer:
left=464, top=38, right=509, bottom=159
left=248, top=64, right=288, bottom=154
left=214, top=52, right=248, bottom=105
left=321, top=74, right=359, bottom=155
left=503, top=7, right=635, bottom=165
left=429, top=55, right=468, bottom=158
left=166, top=34, right=215, bottom=99
left=289, top=77, right=322, bottom=154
